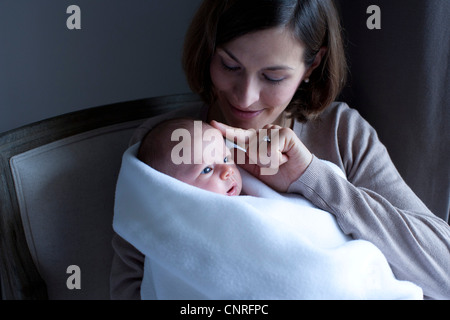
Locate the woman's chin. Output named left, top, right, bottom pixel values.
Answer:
left=223, top=112, right=266, bottom=130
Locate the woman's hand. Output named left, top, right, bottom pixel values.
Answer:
left=210, top=120, right=313, bottom=193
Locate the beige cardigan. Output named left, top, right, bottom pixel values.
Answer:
left=110, top=102, right=450, bottom=300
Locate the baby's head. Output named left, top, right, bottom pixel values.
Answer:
left=138, top=118, right=242, bottom=196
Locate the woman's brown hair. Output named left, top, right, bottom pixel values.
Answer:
left=182, top=0, right=347, bottom=122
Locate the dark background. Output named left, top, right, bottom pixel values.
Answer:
left=0, top=0, right=202, bottom=132
left=0, top=0, right=448, bottom=220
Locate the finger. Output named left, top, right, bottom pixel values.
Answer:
left=279, top=153, right=289, bottom=166
left=263, top=124, right=282, bottom=130
left=209, top=121, right=249, bottom=154
left=212, top=122, right=258, bottom=150
left=262, top=128, right=292, bottom=168
left=209, top=120, right=230, bottom=136
left=210, top=120, right=251, bottom=140
left=251, top=128, right=278, bottom=169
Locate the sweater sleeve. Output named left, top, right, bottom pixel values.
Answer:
left=288, top=105, right=450, bottom=300
left=110, top=233, right=145, bottom=300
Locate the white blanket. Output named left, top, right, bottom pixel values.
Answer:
left=113, top=143, right=423, bottom=300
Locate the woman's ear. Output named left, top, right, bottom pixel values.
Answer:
left=303, top=47, right=327, bottom=81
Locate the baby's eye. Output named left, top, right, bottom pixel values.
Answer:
left=202, top=166, right=213, bottom=174
left=224, top=156, right=229, bottom=163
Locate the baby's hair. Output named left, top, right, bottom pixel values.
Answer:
left=137, top=117, right=196, bottom=174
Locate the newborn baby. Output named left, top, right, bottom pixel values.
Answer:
left=138, top=118, right=243, bottom=196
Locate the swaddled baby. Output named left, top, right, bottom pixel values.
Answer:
left=138, top=118, right=243, bottom=196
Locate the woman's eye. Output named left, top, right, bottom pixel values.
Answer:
left=202, top=167, right=213, bottom=174
left=221, top=60, right=240, bottom=72
left=263, top=74, right=284, bottom=85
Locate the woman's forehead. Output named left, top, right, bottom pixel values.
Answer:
left=219, top=27, right=305, bottom=68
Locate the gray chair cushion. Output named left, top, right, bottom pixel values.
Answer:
left=10, top=121, right=141, bottom=299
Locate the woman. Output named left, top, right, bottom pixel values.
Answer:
left=111, top=0, right=450, bottom=299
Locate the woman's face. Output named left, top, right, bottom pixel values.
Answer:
left=210, top=27, right=308, bottom=130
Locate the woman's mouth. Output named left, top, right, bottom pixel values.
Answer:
left=229, top=104, right=264, bottom=120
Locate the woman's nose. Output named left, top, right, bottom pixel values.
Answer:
left=234, top=76, right=260, bottom=109
left=219, top=165, right=234, bottom=180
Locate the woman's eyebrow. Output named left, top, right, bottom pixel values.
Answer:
left=220, top=48, right=295, bottom=71
left=264, top=65, right=295, bottom=71
left=220, top=48, right=241, bottom=64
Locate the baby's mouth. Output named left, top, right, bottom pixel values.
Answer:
left=227, top=183, right=238, bottom=196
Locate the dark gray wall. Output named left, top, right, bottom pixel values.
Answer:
left=0, top=0, right=202, bottom=133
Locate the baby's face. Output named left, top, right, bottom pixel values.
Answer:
left=172, top=133, right=243, bottom=196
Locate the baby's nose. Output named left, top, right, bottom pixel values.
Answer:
left=219, top=165, right=234, bottom=180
